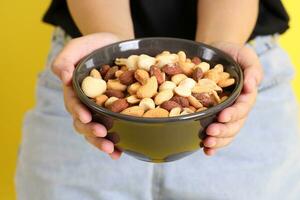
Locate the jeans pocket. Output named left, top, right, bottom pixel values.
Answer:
left=257, top=44, right=295, bottom=92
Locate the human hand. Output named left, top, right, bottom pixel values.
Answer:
left=203, top=42, right=264, bottom=156
left=52, top=33, right=122, bottom=159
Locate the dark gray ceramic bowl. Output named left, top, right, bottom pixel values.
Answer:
left=73, top=38, right=243, bottom=163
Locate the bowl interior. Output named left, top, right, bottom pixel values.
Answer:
left=73, top=37, right=243, bottom=123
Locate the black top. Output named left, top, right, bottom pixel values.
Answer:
left=43, top=0, right=289, bottom=40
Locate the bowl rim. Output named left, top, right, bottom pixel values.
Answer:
left=73, top=37, right=243, bottom=123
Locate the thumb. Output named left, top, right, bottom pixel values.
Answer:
left=51, top=32, right=120, bottom=85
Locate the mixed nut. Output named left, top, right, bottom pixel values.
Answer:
left=81, top=51, right=235, bottom=118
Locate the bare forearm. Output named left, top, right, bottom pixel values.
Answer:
left=67, top=0, right=134, bottom=40
left=196, top=0, right=259, bottom=45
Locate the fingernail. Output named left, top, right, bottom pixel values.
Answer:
left=205, top=139, right=216, bottom=147
left=209, top=129, right=220, bottom=136
left=61, top=70, right=69, bottom=85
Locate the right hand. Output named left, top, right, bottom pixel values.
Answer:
left=52, top=33, right=122, bottom=160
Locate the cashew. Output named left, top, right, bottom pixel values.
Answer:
left=154, top=89, right=174, bottom=105
left=136, top=76, right=158, bottom=98
left=156, top=52, right=179, bottom=68
left=107, top=79, right=127, bottom=91
left=138, top=54, right=156, bottom=71
left=192, top=78, right=222, bottom=93
left=159, top=81, right=177, bottom=91
left=81, top=76, right=107, bottom=98
left=127, top=82, right=141, bottom=95
left=139, top=98, right=155, bottom=111
left=180, top=107, right=195, bottom=115
left=218, top=78, right=235, bottom=88
left=134, top=69, right=150, bottom=85
left=115, top=55, right=139, bottom=70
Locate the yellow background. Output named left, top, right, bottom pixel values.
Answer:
left=0, top=1, right=299, bottom=199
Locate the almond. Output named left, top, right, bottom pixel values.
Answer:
left=121, top=106, right=145, bottom=117
left=150, top=65, right=164, bottom=84
left=134, top=69, right=150, bottom=85
left=95, top=94, right=108, bottom=106
left=110, top=99, right=129, bottom=113
left=127, top=82, right=141, bottom=95
left=105, top=89, right=125, bottom=98
left=160, top=100, right=182, bottom=111
left=192, top=67, right=203, bottom=81
left=193, top=93, right=216, bottom=107
left=171, top=95, right=189, bottom=107
left=99, top=64, right=110, bottom=77
left=187, top=95, right=203, bottom=109
left=143, top=108, right=169, bottom=118
left=104, top=66, right=119, bottom=81
left=81, top=76, right=107, bottom=98
left=107, top=79, right=127, bottom=91
left=154, top=89, right=174, bottom=105
left=192, top=56, right=201, bottom=65
left=161, top=64, right=183, bottom=75
left=119, top=70, right=135, bottom=85
left=136, top=76, right=158, bottom=98
left=169, top=107, right=182, bottom=117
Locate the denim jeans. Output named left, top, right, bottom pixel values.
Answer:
left=15, top=28, right=300, bottom=200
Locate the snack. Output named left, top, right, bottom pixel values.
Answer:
left=81, top=51, right=235, bottom=118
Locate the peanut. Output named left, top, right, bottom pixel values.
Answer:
left=104, top=66, right=119, bottom=81
left=161, top=64, right=183, bottom=75
left=115, top=70, right=124, bottom=78
left=107, top=79, right=127, bottom=91
left=154, top=89, right=174, bottom=105
left=81, top=76, right=107, bottom=98
left=95, top=94, right=108, bottom=106
left=179, top=78, right=196, bottom=89
left=121, top=106, right=145, bottom=117
left=136, top=76, right=158, bottom=98
left=194, top=62, right=210, bottom=73
left=139, top=98, right=155, bottom=111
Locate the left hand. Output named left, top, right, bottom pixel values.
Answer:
left=203, top=42, right=264, bottom=156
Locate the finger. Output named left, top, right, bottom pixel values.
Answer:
left=218, top=89, right=257, bottom=123
left=73, top=119, right=107, bottom=137
left=85, top=136, right=114, bottom=154
left=206, top=118, right=246, bottom=138
left=237, top=47, right=263, bottom=92
left=63, top=85, right=92, bottom=123
left=203, top=148, right=216, bottom=156
left=109, top=150, right=122, bottom=160
left=203, top=136, right=234, bottom=149
left=52, top=33, right=119, bottom=85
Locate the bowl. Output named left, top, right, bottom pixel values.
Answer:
left=72, top=37, right=243, bottom=163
